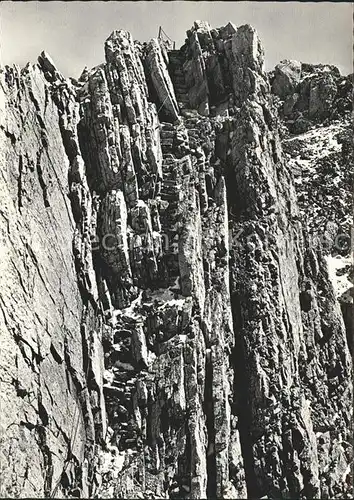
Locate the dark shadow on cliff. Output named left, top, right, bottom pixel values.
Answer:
left=230, top=291, right=261, bottom=498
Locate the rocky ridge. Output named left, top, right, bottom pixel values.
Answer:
left=271, top=59, right=352, bottom=134
left=0, top=20, right=352, bottom=499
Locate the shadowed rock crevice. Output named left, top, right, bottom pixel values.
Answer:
left=230, top=292, right=260, bottom=499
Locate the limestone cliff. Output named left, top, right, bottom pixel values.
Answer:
left=0, top=21, right=352, bottom=499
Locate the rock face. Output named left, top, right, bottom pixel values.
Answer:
left=271, top=60, right=353, bottom=134
left=0, top=22, right=352, bottom=499
left=272, top=60, right=302, bottom=99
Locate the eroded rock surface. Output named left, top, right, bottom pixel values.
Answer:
left=0, top=21, right=352, bottom=499
left=271, top=60, right=353, bottom=134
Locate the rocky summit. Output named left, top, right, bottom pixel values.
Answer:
left=0, top=20, right=352, bottom=499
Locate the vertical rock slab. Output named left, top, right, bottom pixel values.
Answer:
left=0, top=65, right=96, bottom=497
left=145, top=39, right=180, bottom=122
left=184, top=23, right=211, bottom=116
left=178, top=184, right=205, bottom=311
left=99, top=189, right=133, bottom=308
left=225, top=24, right=352, bottom=499
left=87, top=67, right=123, bottom=192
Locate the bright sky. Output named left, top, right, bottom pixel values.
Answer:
left=0, top=1, right=352, bottom=78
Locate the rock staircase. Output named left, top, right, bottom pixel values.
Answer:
left=160, top=160, right=181, bottom=229
left=158, top=156, right=184, bottom=282
left=168, top=50, right=189, bottom=109
left=160, top=121, right=190, bottom=160
left=160, top=125, right=175, bottom=155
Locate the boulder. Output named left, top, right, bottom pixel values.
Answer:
left=272, top=59, right=302, bottom=99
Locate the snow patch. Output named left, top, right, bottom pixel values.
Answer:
left=147, top=287, right=176, bottom=302
left=161, top=298, right=185, bottom=309
left=325, top=255, right=352, bottom=298
left=103, top=370, right=115, bottom=384
left=114, top=291, right=143, bottom=321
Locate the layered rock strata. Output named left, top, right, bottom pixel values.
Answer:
left=0, top=21, right=352, bottom=499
